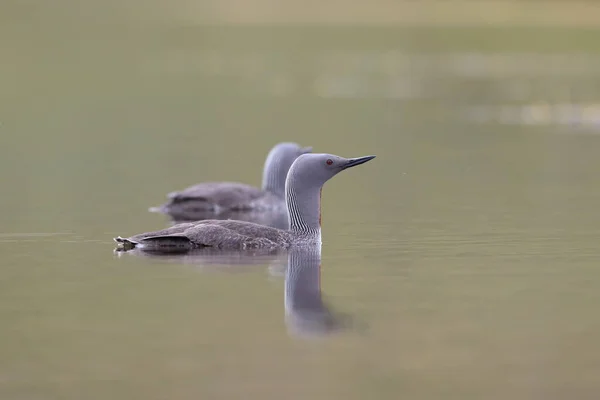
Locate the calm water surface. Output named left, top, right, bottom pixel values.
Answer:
left=1, top=11, right=600, bottom=400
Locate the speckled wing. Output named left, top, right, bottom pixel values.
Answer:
left=166, top=182, right=266, bottom=211
left=193, top=220, right=293, bottom=245
left=125, top=220, right=293, bottom=250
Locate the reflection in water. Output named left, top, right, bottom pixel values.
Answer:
left=114, top=246, right=287, bottom=268
left=284, top=246, right=358, bottom=339
left=167, top=209, right=290, bottom=230
left=114, top=244, right=358, bottom=338
left=145, top=49, right=600, bottom=131
left=465, top=102, right=600, bottom=129
left=149, top=50, right=600, bottom=104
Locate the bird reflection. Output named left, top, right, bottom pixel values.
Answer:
left=166, top=210, right=290, bottom=230
left=114, top=243, right=359, bottom=338
left=114, top=246, right=287, bottom=270
left=284, top=246, right=357, bottom=339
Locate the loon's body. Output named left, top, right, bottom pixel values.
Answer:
left=115, top=219, right=296, bottom=251
left=149, top=142, right=311, bottom=221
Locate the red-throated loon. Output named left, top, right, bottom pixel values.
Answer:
left=149, top=142, right=312, bottom=221
left=116, top=153, right=375, bottom=251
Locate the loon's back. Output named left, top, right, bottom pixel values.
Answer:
left=114, top=219, right=294, bottom=252
left=150, top=182, right=283, bottom=220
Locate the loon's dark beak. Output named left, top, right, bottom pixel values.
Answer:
left=302, top=146, right=313, bottom=154
left=342, top=155, right=376, bottom=170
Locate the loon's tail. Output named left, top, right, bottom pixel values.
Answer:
left=148, top=204, right=167, bottom=214
left=113, top=236, right=138, bottom=251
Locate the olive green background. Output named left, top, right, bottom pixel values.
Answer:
left=2, top=1, right=600, bottom=399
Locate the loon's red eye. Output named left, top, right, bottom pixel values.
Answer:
left=326, top=159, right=333, bottom=165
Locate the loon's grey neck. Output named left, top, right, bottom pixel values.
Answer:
left=285, top=178, right=322, bottom=241
left=261, top=153, right=286, bottom=197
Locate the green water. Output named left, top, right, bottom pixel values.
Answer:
left=2, top=8, right=600, bottom=399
